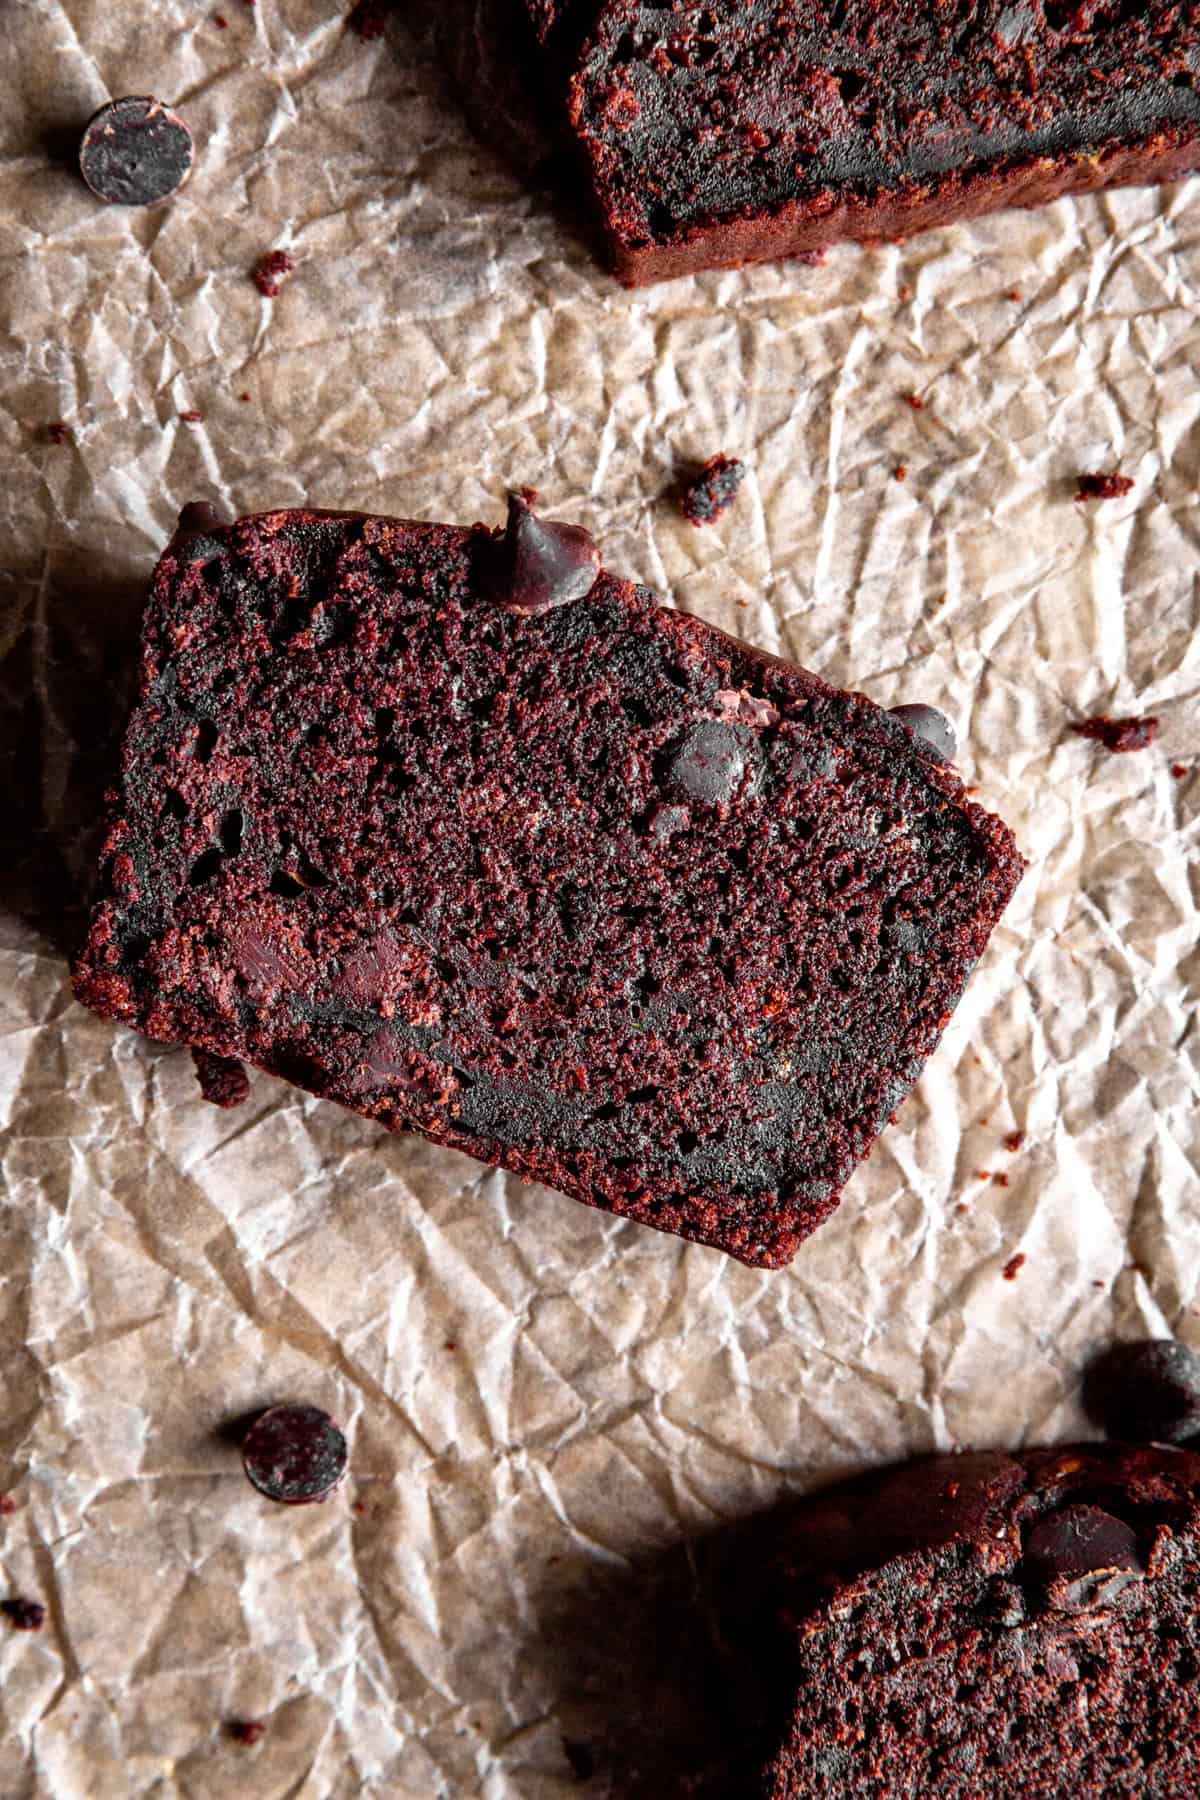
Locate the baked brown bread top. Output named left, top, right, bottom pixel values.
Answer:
left=72, top=500, right=1021, bottom=1268
left=723, top=1442, right=1200, bottom=1796
left=523, top=2, right=1200, bottom=283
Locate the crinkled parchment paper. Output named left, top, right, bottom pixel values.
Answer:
left=2, top=3, right=1199, bottom=1794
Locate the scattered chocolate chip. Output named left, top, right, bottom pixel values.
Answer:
left=79, top=97, right=194, bottom=206
left=563, top=1737, right=596, bottom=1781
left=228, top=1719, right=266, bottom=1746
left=482, top=490, right=601, bottom=617
left=191, top=1048, right=250, bottom=1108
left=664, top=721, right=749, bottom=807
left=254, top=249, right=294, bottom=297
left=1024, top=1505, right=1143, bottom=1614
left=2, top=1597, right=46, bottom=1631
left=46, top=421, right=72, bottom=445
left=1075, top=472, right=1134, bottom=504
left=1070, top=714, right=1159, bottom=754
left=678, top=455, right=747, bottom=525
left=888, top=703, right=957, bottom=763
left=241, top=1403, right=348, bottom=1505
left=1083, top=1340, right=1200, bottom=1445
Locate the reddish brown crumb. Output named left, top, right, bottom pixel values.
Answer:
left=905, top=394, right=925, bottom=410
left=992, top=1172, right=1010, bottom=1188
left=1071, top=714, right=1159, bottom=754
left=942, top=1480, right=960, bottom=1499
left=348, top=0, right=390, bottom=36
left=46, top=421, right=71, bottom=445
left=899, top=283, right=912, bottom=300
left=191, top=1048, right=250, bottom=1107
left=893, top=464, right=908, bottom=482
left=254, top=250, right=294, bottom=298
left=1172, top=764, right=1188, bottom=779
left=179, top=410, right=204, bottom=424
left=444, top=1340, right=457, bottom=1352
left=352, top=1499, right=367, bottom=1515
left=239, top=391, right=251, bottom=403
left=956, top=1202, right=969, bottom=1214
left=2, top=1598, right=46, bottom=1631
left=1003, top=1130, right=1025, bottom=1153
left=1002, top=1253, right=1026, bottom=1281
left=1092, top=1279, right=1105, bottom=1289
left=229, top=1720, right=265, bottom=1746
left=976, top=1170, right=993, bottom=1181
left=1007, top=289, right=1021, bottom=301
left=215, top=11, right=228, bottom=24
left=0, top=1493, right=16, bottom=1515
left=678, top=455, right=747, bottom=525
left=1075, top=472, right=1134, bottom=504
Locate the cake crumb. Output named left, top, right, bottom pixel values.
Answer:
left=1075, top=471, right=1134, bottom=504
left=976, top=1169, right=993, bottom=1181
left=445, top=1340, right=457, bottom=1352
left=992, top=1172, right=1010, bottom=1188
left=348, top=0, right=390, bottom=36
left=2, top=1597, right=46, bottom=1631
left=215, top=11, right=228, bottom=24
left=1071, top=714, right=1159, bottom=754
left=229, top=1720, right=265, bottom=1746
left=254, top=250, right=294, bottom=297
left=899, top=283, right=912, bottom=300
left=1007, top=289, right=1021, bottom=301
left=179, top=409, right=204, bottom=424
left=1172, top=763, right=1188, bottom=779
left=1003, top=1129, right=1025, bottom=1153
left=46, top=421, right=71, bottom=445
left=239, top=391, right=251, bottom=402
left=192, top=1048, right=250, bottom=1108
left=352, top=1499, right=367, bottom=1515
left=905, top=394, right=925, bottom=410
left=956, top=1202, right=969, bottom=1214
left=893, top=464, right=907, bottom=481
left=1002, top=1253, right=1026, bottom=1282
left=0, top=1492, right=17, bottom=1514
left=678, top=455, right=747, bottom=525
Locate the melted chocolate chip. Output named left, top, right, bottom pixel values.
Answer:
left=484, top=490, right=600, bottom=616
left=1024, top=1504, right=1143, bottom=1614
left=241, top=1403, right=348, bottom=1505
left=79, top=98, right=194, bottom=206
left=888, top=703, right=957, bottom=763
left=1083, top=1340, right=1200, bottom=1445
left=664, top=721, right=749, bottom=807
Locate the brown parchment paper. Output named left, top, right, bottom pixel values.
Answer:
left=2, top=2, right=1199, bottom=1794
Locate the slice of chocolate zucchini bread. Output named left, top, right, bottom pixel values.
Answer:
left=721, top=1442, right=1200, bottom=1797
left=72, top=496, right=1021, bottom=1267
left=525, top=2, right=1200, bottom=284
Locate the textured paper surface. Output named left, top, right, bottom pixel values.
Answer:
left=2, top=3, right=1199, bottom=1794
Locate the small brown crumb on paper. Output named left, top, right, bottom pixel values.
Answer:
left=893, top=464, right=907, bottom=482
left=2, top=1597, right=46, bottom=1631
left=229, top=1720, right=266, bottom=1746
left=254, top=250, right=294, bottom=297
left=0, top=1492, right=17, bottom=1514
left=179, top=409, right=204, bottom=424
left=992, top=1172, right=1010, bottom=1188
left=1004, top=1129, right=1026, bottom=1153
left=1071, top=715, right=1159, bottom=754
left=1172, top=763, right=1188, bottom=780
left=905, top=394, right=925, bottom=410
left=1075, top=471, right=1134, bottom=504
left=1002, top=1253, right=1027, bottom=1282
left=678, top=455, right=747, bottom=525
left=215, top=11, right=228, bottom=24
left=46, top=421, right=71, bottom=444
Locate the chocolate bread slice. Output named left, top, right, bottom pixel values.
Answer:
left=723, top=1443, right=1200, bottom=1796
left=72, top=498, right=1021, bottom=1267
left=526, top=3, right=1200, bottom=284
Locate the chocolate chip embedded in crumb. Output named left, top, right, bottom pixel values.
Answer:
left=664, top=721, right=749, bottom=807
left=483, top=490, right=601, bottom=617
left=241, top=1403, right=348, bottom=1505
left=79, top=97, right=194, bottom=206
left=2, top=1597, right=46, bottom=1631
left=1083, top=1340, right=1200, bottom=1445
left=1024, top=1505, right=1143, bottom=1615
left=888, top=703, right=957, bottom=763
left=191, top=1048, right=250, bottom=1108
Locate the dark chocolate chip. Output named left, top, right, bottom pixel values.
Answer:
left=241, top=1403, right=348, bottom=1505
left=1024, top=1504, right=1143, bottom=1614
left=2, top=1597, right=46, bottom=1631
left=79, top=97, right=194, bottom=206
left=191, top=1048, right=250, bottom=1108
left=1083, top=1340, right=1200, bottom=1445
left=484, top=490, right=600, bottom=617
left=665, top=721, right=749, bottom=807
left=888, top=703, right=957, bottom=763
